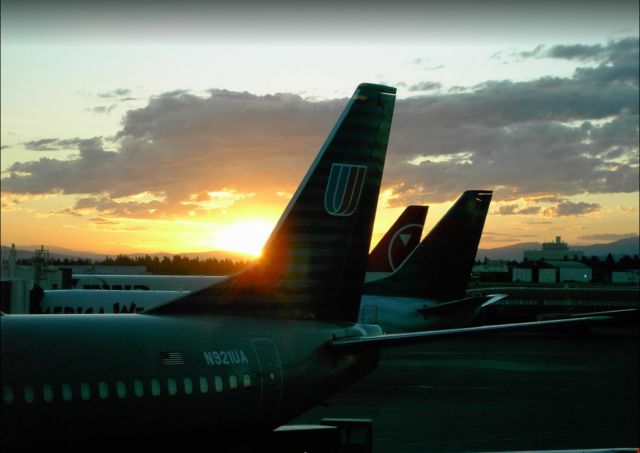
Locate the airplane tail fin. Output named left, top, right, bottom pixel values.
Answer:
left=364, top=190, right=492, bottom=301
left=150, top=83, right=397, bottom=323
left=367, top=205, right=428, bottom=273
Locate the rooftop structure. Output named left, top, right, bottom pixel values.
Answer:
left=524, top=236, right=584, bottom=262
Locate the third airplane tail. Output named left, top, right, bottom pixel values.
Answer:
left=150, top=83, right=397, bottom=323
left=364, top=190, right=492, bottom=301
left=367, top=205, right=428, bottom=274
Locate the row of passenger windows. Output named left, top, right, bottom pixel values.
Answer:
left=2, top=374, right=252, bottom=405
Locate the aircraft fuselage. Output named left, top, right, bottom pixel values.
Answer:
left=359, top=295, right=476, bottom=333
left=1, top=314, right=380, bottom=447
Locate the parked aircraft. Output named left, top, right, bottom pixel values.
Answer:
left=39, top=289, right=188, bottom=314
left=360, top=190, right=504, bottom=332
left=366, top=205, right=427, bottom=277
left=35, top=205, right=428, bottom=315
left=1, top=81, right=399, bottom=447
left=36, top=194, right=496, bottom=332
left=1, top=83, right=617, bottom=450
left=69, top=274, right=225, bottom=291
left=37, top=192, right=499, bottom=334
left=62, top=205, right=427, bottom=294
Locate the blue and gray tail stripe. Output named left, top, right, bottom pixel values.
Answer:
left=150, top=83, right=396, bottom=322
left=364, top=190, right=492, bottom=301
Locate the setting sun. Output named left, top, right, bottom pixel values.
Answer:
left=211, top=219, right=275, bottom=257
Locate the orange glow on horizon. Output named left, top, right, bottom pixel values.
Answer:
left=208, top=219, right=275, bottom=257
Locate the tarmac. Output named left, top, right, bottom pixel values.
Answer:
left=289, top=327, right=640, bottom=452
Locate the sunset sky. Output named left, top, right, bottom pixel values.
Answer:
left=1, top=0, right=638, bottom=257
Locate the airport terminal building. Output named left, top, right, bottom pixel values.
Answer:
left=524, top=236, right=584, bottom=261
left=512, top=260, right=592, bottom=283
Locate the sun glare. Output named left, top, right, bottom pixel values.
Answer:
left=213, top=219, right=275, bottom=257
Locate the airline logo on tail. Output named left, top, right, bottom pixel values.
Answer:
left=324, top=163, right=367, bottom=216
left=388, top=223, right=423, bottom=270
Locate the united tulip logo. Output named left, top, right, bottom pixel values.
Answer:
left=324, top=163, right=367, bottom=216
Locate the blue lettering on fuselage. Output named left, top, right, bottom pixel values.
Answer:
left=203, top=350, right=249, bottom=366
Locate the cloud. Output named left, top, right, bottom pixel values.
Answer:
left=1, top=37, right=638, bottom=218
left=410, top=59, right=443, bottom=71
left=513, top=44, right=547, bottom=60
left=528, top=196, right=564, bottom=203
left=543, top=201, right=601, bottom=217
left=382, top=38, right=638, bottom=204
left=480, top=231, right=537, bottom=243
left=46, top=208, right=83, bottom=217
left=546, top=37, right=638, bottom=65
left=495, top=204, right=518, bottom=215
left=547, top=43, right=606, bottom=61
left=517, top=206, right=542, bottom=215
left=496, top=37, right=639, bottom=65
left=408, top=81, right=442, bottom=92
left=98, top=88, right=132, bottom=99
left=74, top=195, right=169, bottom=219
left=90, top=105, right=117, bottom=114
left=96, top=89, right=139, bottom=102
left=22, top=137, right=89, bottom=151
left=494, top=204, right=542, bottom=216
left=578, top=233, right=639, bottom=241
left=2, top=90, right=344, bottom=218
left=90, top=217, right=120, bottom=225
left=617, top=205, right=637, bottom=213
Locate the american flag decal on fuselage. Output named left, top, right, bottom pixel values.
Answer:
left=161, top=352, right=184, bottom=366
left=324, top=163, right=367, bottom=216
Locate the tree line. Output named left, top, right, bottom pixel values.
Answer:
left=19, top=254, right=251, bottom=275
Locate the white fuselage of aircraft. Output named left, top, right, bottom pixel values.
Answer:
left=358, top=294, right=504, bottom=333
left=40, top=288, right=504, bottom=333
left=72, top=274, right=227, bottom=291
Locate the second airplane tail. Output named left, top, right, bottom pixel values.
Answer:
left=364, top=190, right=492, bottom=301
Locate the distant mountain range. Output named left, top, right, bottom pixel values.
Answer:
left=477, top=236, right=639, bottom=261
left=2, top=235, right=638, bottom=264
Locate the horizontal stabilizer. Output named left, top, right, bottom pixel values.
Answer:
left=418, top=294, right=507, bottom=317
left=329, top=315, right=613, bottom=351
